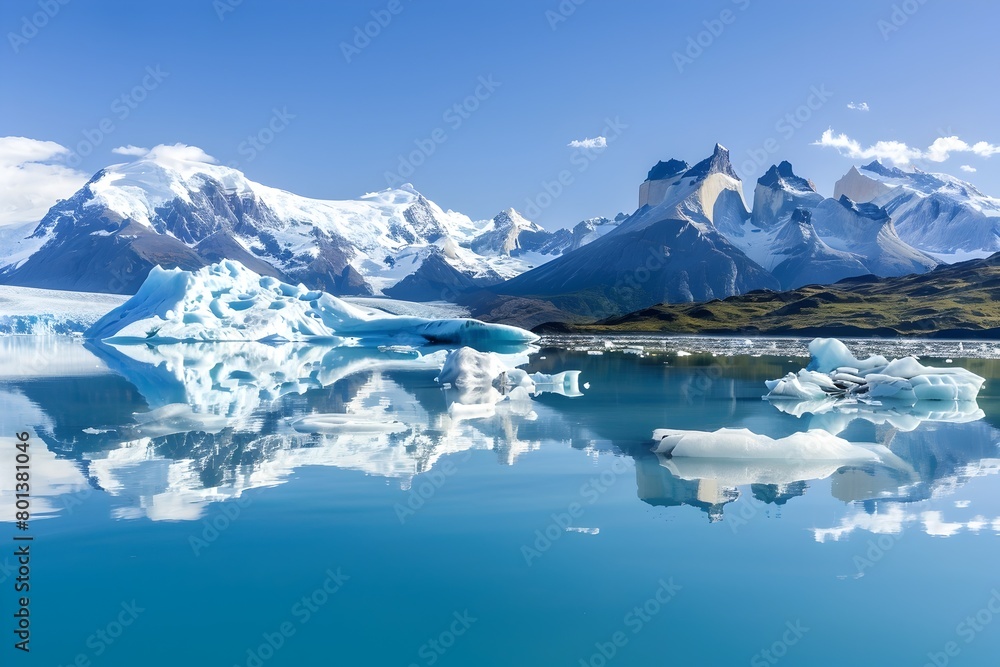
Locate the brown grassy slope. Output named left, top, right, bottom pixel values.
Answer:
left=548, top=254, right=1000, bottom=338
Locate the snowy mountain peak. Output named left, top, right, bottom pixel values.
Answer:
left=861, top=160, right=907, bottom=179
left=469, top=208, right=545, bottom=256
left=638, top=144, right=744, bottom=214
left=835, top=194, right=890, bottom=223
left=684, top=143, right=739, bottom=180
left=757, top=161, right=817, bottom=194
left=749, top=162, right=824, bottom=234
left=646, top=159, right=689, bottom=182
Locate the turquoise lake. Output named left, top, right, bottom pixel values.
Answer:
left=2, top=337, right=1000, bottom=666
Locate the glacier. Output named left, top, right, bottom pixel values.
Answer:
left=0, top=285, right=128, bottom=335
left=85, top=259, right=539, bottom=346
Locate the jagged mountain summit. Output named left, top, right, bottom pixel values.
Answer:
left=493, top=145, right=780, bottom=318
left=0, top=146, right=601, bottom=298
left=834, top=160, right=1000, bottom=260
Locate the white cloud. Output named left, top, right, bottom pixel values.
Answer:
left=112, top=144, right=150, bottom=157
left=846, top=101, right=870, bottom=112
left=0, top=137, right=90, bottom=227
left=144, top=143, right=218, bottom=164
left=814, top=128, right=1000, bottom=166
left=960, top=165, right=977, bottom=173
left=568, top=136, right=607, bottom=150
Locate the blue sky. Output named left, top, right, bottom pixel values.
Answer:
left=2, top=0, right=997, bottom=229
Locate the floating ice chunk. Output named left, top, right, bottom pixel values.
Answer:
left=86, top=260, right=539, bottom=347
left=676, top=350, right=691, bottom=357
left=807, top=338, right=888, bottom=374
left=565, top=527, right=600, bottom=535
left=764, top=371, right=836, bottom=400
left=652, top=427, right=881, bottom=463
left=436, top=347, right=510, bottom=391
left=765, top=338, right=985, bottom=405
left=437, top=347, right=584, bottom=410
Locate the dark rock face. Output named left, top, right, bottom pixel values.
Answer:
left=496, top=217, right=779, bottom=319
left=646, top=159, right=689, bottom=181
left=383, top=251, right=501, bottom=302
left=757, top=161, right=817, bottom=193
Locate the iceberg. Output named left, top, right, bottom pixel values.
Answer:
left=85, top=260, right=539, bottom=347
left=436, top=347, right=583, bottom=408
left=652, top=427, right=881, bottom=463
left=765, top=338, right=985, bottom=404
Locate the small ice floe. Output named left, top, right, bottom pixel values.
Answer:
left=587, top=350, right=604, bottom=356
left=764, top=338, right=984, bottom=404
left=82, top=427, right=112, bottom=435
left=623, top=346, right=644, bottom=355
left=583, top=382, right=591, bottom=389
left=676, top=350, right=691, bottom=357
left=435, top=347, right=583, bottom=413
left=565, top=527, right=600, bottom=535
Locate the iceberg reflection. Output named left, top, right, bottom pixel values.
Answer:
left=7, top=340, right=584, bottom=521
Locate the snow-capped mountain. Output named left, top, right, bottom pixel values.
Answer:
left=723, top=161, right=935, bottom=289
left=471, top=208, right=549, bottom=256
left=494, top=145, right=780, bottom=317
left=834, top=160, right=1000, bottom=260
left=767, top=208, right=870, bottom=289
left=0, top=147, right=597, bottom=298
left=810, top=195, right=938, bottom=276
left=727, top=161, right=826, bottom=271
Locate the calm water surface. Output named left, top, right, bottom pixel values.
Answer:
left=1, top=337, right=999, bottom=666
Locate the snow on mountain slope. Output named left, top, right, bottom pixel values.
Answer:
left=568, top=214, right=626, bottom=250
left=768, top=209, right=870, bottom=289
left=0, top=145, right=592, bottom=300
left=727, top=162, right=826, bottom=271
left=834, top=161, right=1000, bottom=258
left=810, top=195, right=938, bottom=277
left=86, top=259, right=539, bottom=345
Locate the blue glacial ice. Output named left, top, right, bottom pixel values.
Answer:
left=765, top=338, right=985, bottom=403
left=85, top=260, right=539, bottom=347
